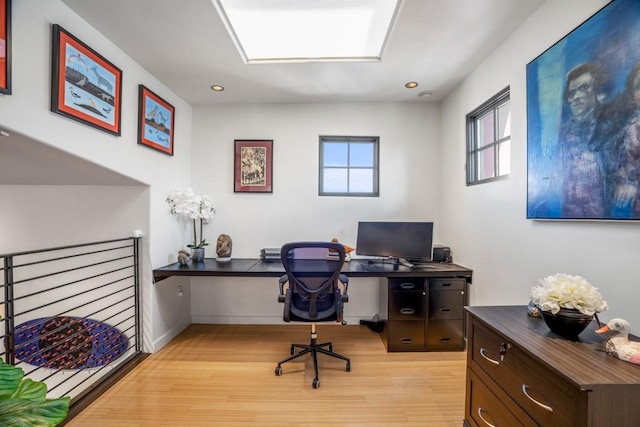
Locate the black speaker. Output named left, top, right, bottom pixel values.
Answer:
left=433, top=245, right=452, bottom=263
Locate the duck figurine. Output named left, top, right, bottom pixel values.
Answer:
left=595, top=318, right=640, bottom=366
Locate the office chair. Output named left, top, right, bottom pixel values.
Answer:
left=275, top=241, right=351, bottom=388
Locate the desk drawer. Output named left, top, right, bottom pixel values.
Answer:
left=389, top=291, right=425, bottom=320
left=470, top=321, right=582, bottom=426
left=388, top=278, right=426, bottom=291
left=427, top=319, right=463, bottom=350
left=429, top=290, right=464, bottom=320
left=429, top=277, right=465, bottom=291
left=387, top=321, right=424, bottom=351
left=466, top=368, right=537, bottom=427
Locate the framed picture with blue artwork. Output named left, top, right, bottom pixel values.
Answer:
left=137, top=85, right=175, bottom=155
left=527, top=0, right=640, bottom=220
left=51, top=24, right=122, bottom=135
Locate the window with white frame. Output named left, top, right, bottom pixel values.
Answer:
left=319, top=136, right=379, bottom=196
left=466, top=88, right=511, bottom=185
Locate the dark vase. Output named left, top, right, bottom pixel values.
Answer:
left=541, top=308, right=594, bottom=338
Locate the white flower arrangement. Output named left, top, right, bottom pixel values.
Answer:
left=531, top=273, right=608, bottom=316
left=166, top=188, right=216, bottom=249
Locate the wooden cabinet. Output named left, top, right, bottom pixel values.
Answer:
left=381, top=276, right=468, bottom=352
left=465, top=305, right=640, bottom=427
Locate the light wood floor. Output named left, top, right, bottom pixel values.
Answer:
left=65, top=324, right=467, bottom=427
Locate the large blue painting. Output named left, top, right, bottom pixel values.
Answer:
left=527, top=0, right=640, bottom=220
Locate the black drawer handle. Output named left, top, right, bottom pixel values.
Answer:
left=439, top=337, right=451, bottom=343
left=400, top=308, right=415, bottom=315
left=439, top=308, right=452, bottom=313
left=439, top=283, right=452, bottom=287
left=400, top=283, right=415, bottom=289
left=522, top=385, right=554, bottom=412
left=400, top=338, right=413, bottom=344
left=477, top=407, right=497, bottom=427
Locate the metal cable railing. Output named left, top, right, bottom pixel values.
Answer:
left=0, top=237, right=142, bottom=401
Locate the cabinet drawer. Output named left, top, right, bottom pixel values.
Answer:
left=387, top=321, right=424, bottom=351
left=388, top=291, right=424, bottom=320
left=427, top=319, right=463, bottom=350
left=429, top=277, right=465, bottom=291
left=429, top=290, right=464, bottom=320
left=466, top=368, right=537, bottom=427
left=388, top=278, right=426, bottom=291
left=470, top=321, right=582, bottom=426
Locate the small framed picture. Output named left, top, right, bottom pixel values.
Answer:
left=50, top=24, right=122, bottom=136
left=137, top=85, right=175, bottom=155
left=0, top=0, right=11, bottom=95
left=234, top=140, right=273, bottom=193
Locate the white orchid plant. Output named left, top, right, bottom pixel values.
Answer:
left=531, top=273, right=608, bottom=316
left=166, top=188, right=216, bottom=249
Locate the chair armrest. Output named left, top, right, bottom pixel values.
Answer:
left=278, top=274, right=288, bottom=303
left=339, top=274, right=349, bottom=303
left=282, top=289, right=292, bottom=322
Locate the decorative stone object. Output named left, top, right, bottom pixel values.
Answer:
left=216, top=234, right=232, bottom=262
left=177, top=248, right=191, bottom=265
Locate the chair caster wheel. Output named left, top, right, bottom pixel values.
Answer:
left=312, top=378, right=320, bottom=388
left=345, top=361, right=351, bottom=372
left=275, top=366, right=282, bottom=376
left=290, top=346, right=295, bottom=355
left=328, top=344, right=333, bottom=352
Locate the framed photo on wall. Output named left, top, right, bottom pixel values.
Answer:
left=0, top=0, right=11, bottom=95
left=51, top=24, right=122, bottom=136
left=234, top=140, right=273, bottom=193
left=527, top=0, right=640, bottom=220
left=137, top=85, right=175, bottom=155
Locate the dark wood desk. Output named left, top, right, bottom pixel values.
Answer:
left=153, top=258, right=473, bottom=352
left=153, top=258, right=472, bottom=282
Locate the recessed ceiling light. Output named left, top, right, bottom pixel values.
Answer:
left=418, top=90, right=432, bottom=97
left=213, top=0, right=402, bottom=63
left=211, top=85, right=225, bottom=92
left=405, top=82, right=418, bottom=89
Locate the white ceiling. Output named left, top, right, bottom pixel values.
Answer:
left=60, top=0, right=545, bottom=106
left=1, top=0, right=545, bottom=186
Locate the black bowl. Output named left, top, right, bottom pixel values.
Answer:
left=541, top=308, right=593, bottom=338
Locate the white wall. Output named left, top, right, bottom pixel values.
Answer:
left=441, top=0, right=640, bottom=329
left=0, top=0, right=194, bottom=351
left=189, top=102, right=441, bottom=323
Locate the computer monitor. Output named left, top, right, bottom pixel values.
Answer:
left=355, top=221, right=434, bottom=262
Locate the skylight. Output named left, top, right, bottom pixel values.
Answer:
left=213, top=0, right=402, bottom=63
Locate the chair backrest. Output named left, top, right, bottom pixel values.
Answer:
left=280, top=241, right=346, bottom=321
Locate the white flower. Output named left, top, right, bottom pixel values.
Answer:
left=166, top=188, right=216, bottom=249
left=531, top=273, right=608, bottom=316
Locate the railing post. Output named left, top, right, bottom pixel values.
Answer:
left=3, top=255, right=15, bottom=365
left=134, top=237, right=142, bottom=353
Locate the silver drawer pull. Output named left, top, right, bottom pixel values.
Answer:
left=479, top=348, right=500, bottom=365
left=400, top=308, right=415, bottom=315
left=477, top=408, right=496, bottom=427
left=521, top=384, right=554, bottom=412
left=400, top=283, right=415, bottom=289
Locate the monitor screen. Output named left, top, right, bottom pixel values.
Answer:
left=355, top=221, right=434, bottom=261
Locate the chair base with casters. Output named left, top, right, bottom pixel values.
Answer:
left=274, top=322, right=351, bottom=388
